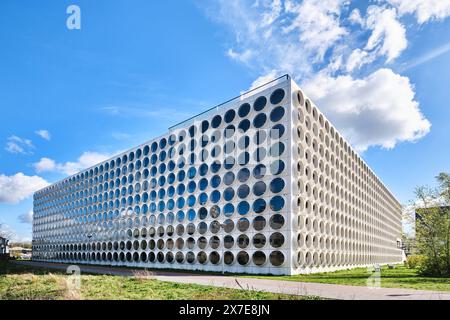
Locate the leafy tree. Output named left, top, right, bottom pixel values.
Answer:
left=414, top=173, right=450, bottom=276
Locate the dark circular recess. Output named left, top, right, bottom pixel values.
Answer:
left=237, top=168, right=250, bottom=182
left=224, top=187, right=235, bottom=201
left=223, top=171, right=235, bottom=186
left=270, top=124, right=285, bottom=139
left=252, top=198, right=267, bottom=214
left=253, top=233, right=266, bottom=248
left=223, top=219, right=234, bottom=233
left=211, top=115, right=222, bottom=128
left=209, top=251, right=220, bottom=265
left=270, top=106, right=285, bottom=122
left=253, top=164, right=267, bottom=179
left=269, top=250, right=284, bottom=266
left=253, top=181, right=266, bottom=196
left=224, top=251, right=234, bottom=265
left=270, top=214, right=284, bottom=230
left=237, top=218, right=250, bottom=232
left=270, top=88, right=285, bottom=105
left=238, top=103, right=251, bottom=118
left=253, top=251, right=266, bottom=266
left=197, top=251, right=207, bottom=264
left=237, top=234, right=250, bottom=248
left=224, top=109, right=236, bottom=123
left=201, top=120, right=209, bottom=133
left=237, top=251, right=249, bottom=265
left=270, top=232, right=285, bottom=248
left=270, top=160, right=285, bottom=175
left=254, top=96, right=267, bottom=111
left=270, top=142, right=285, bottom=157
left=270, top=196, right=285, bottom=212
left=253, top=113, right=267, bottom=128
left=253, top=215, right=266, bottom=231
left=270, top=178, right=285, bottom=193
left=237, top=201, right=250, bottom=215
left=237, top=184, right=250, bottom=199
left=238, top=119, right=250, bottom=132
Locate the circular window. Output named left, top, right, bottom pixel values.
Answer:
left=223, top=203, right=234, bottom=217
left=186, top=251, right=195, bottom=264
left=270, top=196, right=285, bottom=211
left=224, top=235, right=234, bottom=249
left=224, top=109, right=236, bottom=123
left=209, top=251, right=220, bottom=265
left=253, top=181, right=266, bottom=196
left=254, top=96, right=267, bottom=111
left=238, top=119, right=250, bottom=132
left=252, top=198, right=267, bottom=214
left=210, top=221, right=221, bottom=234
left=201, top=120, right=209, bottom=133
left=237, top=234, right=250, bottom=249
left=198, top=237, right=207, bottom=249
left=270, top=178, right=285, bottom=193
left=238, top=103, right=251, bottom=117
left=198, top=222, right=208, bottom=234
left=269, top=142, right=285, bottom=157
left=270, top=160, right=285, bottom=175
left=253, top=216, right=266, bottom=231
left=197, top=251, right=208, bottom=264
left=237, top=168, right=250, bottom=182
left=253, top=113, right=267, bottom=128
left=270, top=88, right=285, bottom=105
left=253, top=164, right=266, bottom=179
left=223, top=172, right=235, bottom=186
left=253, top=251, right=266, bottom=266
left=211, top=115, right=222, bottom=128
left=270, top=124, right=285, bottom=139
left=224, top=187, right=235, bottom=201
left=237, top=184, right=250, bottom=199
left=237, top=251, right=250, bottom=265
left=270, top=232, right=285, bottom=248
left=175, top=252, right=184, bottom=263
left=223, top=219, right=234, bottom=233
left=237, top=218, right=250, bottom=232
left=270, top=106, right=285, bottom=122
left=210, top=205, right=221, bottom=218
left=269, top=251, right=284, bottom=266
left=237, top=201, right=250, bottom=215
left=270, top=214, right=284, bottom=230
left=224, top=251, right=234, bottom=265
left=253, top=234, right=266, bottom=248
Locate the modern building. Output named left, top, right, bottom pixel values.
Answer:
left=0, top=237, right=9, bottom=258
left=32, top=75, right=403, bottom=275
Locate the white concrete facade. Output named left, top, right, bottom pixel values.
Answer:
left=32, top=76, right=403, bottom=275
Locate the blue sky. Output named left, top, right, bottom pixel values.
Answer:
left=0, top=0, right=449, bottom=241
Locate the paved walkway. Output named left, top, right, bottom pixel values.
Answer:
left=13, top=260, right=450, bottom=300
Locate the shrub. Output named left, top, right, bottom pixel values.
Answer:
left=406, top=255, right=425, bottom=269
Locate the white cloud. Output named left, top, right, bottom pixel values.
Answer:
left=5, top=136, right=34, bottom=155
left=346, top=48, right=372, bottom=72
left=365, top=5, right=407, bottom=63
left=283, top=0, right=349, bottom=62
left=35, top=129, right=51, bottom=141
left=0, top=173, right=49, bottom=204
left=34, top=151, right=111, bottom=176
left=18, top=210, right=33, bottom=224
left=401, top=42, right=450, bottom=71
left=199, top=0, right=433, bottom=151
left=386, top=0, right=450, bottom=24
left=302, top=68, right=431, bottom=151
left=348, top=8, right=364, bottom=25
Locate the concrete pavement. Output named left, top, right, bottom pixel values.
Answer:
left=12, top=260, right=450, bottom=300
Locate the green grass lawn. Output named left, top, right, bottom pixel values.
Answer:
left=0, top=261, right=314, bottom=300
left=243, top=265, right=450, bottom=292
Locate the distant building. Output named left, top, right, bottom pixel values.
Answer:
left=0, top=237, right=10, bottom=256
